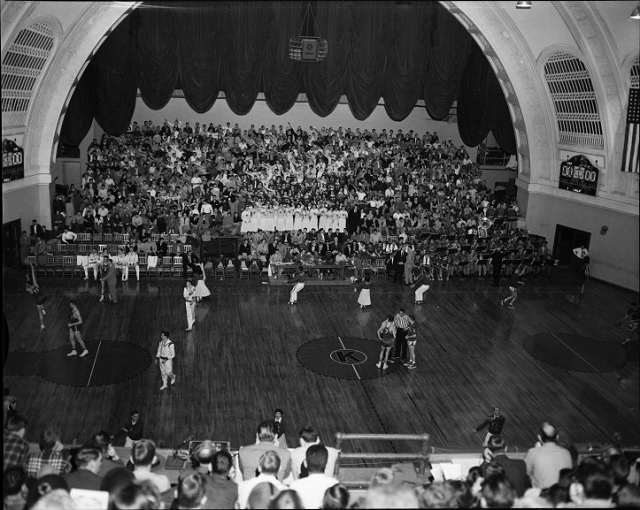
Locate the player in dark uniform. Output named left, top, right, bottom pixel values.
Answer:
left=25, top=262, right=46, bottom=331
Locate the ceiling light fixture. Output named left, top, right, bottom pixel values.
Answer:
left=516, top=1, right=532, bottom=9
left=631, top=3, right=640, bottom=20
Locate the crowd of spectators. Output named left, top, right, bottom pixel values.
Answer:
left=4, top=394, right=640, bottom=509
left=24, top=119, right=551, bottom=284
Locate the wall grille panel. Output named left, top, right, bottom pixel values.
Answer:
left=1, top=21, right=55, bottom=128
left=543, top=52, right=604, bottom=149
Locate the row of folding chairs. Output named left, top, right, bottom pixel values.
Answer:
left=47, top=243, right=192, bottom=256
left=211, top=261, right=264, bottom=280
left=72, top=233, right=185, bottom=243
left=35, top=255, right=198, bottom=279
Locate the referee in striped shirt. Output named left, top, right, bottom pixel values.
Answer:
left=393, top=309, right=414, bottom=362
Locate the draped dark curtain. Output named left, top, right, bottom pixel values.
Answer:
left=93, top=15, right=139, bottom=135
left=423, top=4, right=472, bottom=120
left=138, top=2, right=179, bottom=110
left=60, top=1, right=515, bottom=153
left=457, top=43, right=516, bottom=153
left=60, top=67, right=96, bottom=147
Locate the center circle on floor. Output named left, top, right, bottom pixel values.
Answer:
left=38, top=340, right=153, bottom=387
left=297, top=336, right=399, bottom=380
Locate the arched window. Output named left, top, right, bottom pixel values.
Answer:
left=1, top=21, right=55, bottom=128
left=543, top=51, right=604, bottom=149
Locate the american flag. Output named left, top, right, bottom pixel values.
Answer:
left=621, top=87, right=639, bottom=173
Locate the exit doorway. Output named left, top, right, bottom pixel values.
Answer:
left=553, top=225, right=591, bottom=266
left=3, top=219, right=22, bottom=269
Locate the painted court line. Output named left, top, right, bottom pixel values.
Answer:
left=86, top=340, right=102, bottom=387
left=549, top=332, right=600, bottom=373
left=338, top=336, right=361, bottom=380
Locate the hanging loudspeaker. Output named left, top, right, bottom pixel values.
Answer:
left=302, top=38, right=318, bottom=60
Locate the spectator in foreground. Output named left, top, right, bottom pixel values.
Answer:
left=360, top=483, right=419, bottom=508
left=480, top=474, right=516, bottom=508
left=524, top=422, right=572, bottom=489
left=480, top=435, right=530, bottom=497
left=207, top=450, right=238, bottom=508
left=290, top=444, right=339, bottom=509
left=238, top=421, right=291, bottom=482
left=24, top=425, right=71, bottom=478
left=567, top=457, right=614, bottom=508
left=321, top=483, right=350, bottom=509
left=131, top=439, right=171, bottom=494
left=3, top=466, right=28, bottom=510
left=110, top=479, right=161, bottom=510
left=268, top=489, right=305, bottom=509
left=62, top=444, right=103, bottom=490
left=238, top=451, right=286, bottom=509
left=290, top=426, right=339, bottom=481
left=31, top=488, right=78, bottom=510
left=3, top=414, right=29, bottom=471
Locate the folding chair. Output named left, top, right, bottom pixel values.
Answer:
left=62, top=255, right=76, bottom=277
left=239, top=260, right=250, bottom=279
left=160, top=256, right=173, bottom=277
left=53, top=256, right=65, bottom=277
left=215, top=261, right=225, bottom=280
left=146, top=255, right=162, bottom=278
left=249, top=261, right=261, bottom=280
left=138, top=255, right=148, bottom=278
left=225, top=260, right=236, bottom=279
left=172, top=256, right=184, bottom=277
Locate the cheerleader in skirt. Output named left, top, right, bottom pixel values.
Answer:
left=356, top=275, right=372, bottom=309
left=193, top=263, right=211, bottom=301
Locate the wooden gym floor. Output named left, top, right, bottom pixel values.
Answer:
left=3, top=267, right=638, bottom=454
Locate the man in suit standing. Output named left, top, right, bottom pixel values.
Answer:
left=404, top=244, right=416, bottom=285
left=238, top=420, right=291, bottom=483
left=473, top=406, right=506, bottom=447
left=272, top=409, right=288, bottom=448
left=481, top=436, right=530, bottom=497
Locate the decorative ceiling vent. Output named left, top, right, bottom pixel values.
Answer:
left=543, top=51, right=604, bottom=149
left=2, top=21, right=55, bottom=128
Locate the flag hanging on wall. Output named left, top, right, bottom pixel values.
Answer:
left=621, top=87, right=639, bottom=173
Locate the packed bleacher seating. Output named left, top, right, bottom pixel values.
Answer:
left=4, top=394, right=639, bottom=508
left=25, top=121, right=554, bottom=283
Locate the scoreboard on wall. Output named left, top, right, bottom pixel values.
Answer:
left=559, top=154, right=598, bottom=196
left=2, top=139, right=24, bottom=183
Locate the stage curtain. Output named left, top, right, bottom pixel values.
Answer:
left=60, top=66, right=96, bottom=147
left=92, top=15, right=139, bottom=136
left=457, top=44, right=496, bottom=147
left=343, top=1, right=389, bottom=121
left=137, top=1, right=178, bottom=111
left=382, top=2, right=431, bottom=121
left=491, top=83, right=517, bottom=154
left=223, top=1, right=267, bottom=116
left=423, top=4, right=471, bottom=121
left=261, top=2, right=304, bottom=115
left=176, top=1, right=223, bottom=114
left=302, top=1, right=348, bottom=117
left=60, top=1, right=515, bottom=147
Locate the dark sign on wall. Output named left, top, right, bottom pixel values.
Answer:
left=2, top=139, right=24, bottom=183
left=559, top=155, right=598, bottom=196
